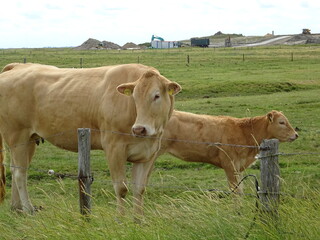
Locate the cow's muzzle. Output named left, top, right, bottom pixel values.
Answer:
left=132, top=125, right=147, bottom=137
left=289, top=133, right=299, bottom=142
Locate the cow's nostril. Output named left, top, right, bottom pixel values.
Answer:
left=132, top=126, right=147, bottom=136
left=295, top=133, right=299, bottom=138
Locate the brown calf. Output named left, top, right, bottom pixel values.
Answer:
left=159, top=110, right=298, bottom=192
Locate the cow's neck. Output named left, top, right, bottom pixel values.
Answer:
left=241, top=115, right=270, bottom=146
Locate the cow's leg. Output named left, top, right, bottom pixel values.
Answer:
left=224, top=168, right=243, bottom=194
left=10, top=137, right=36, bottom=213
left=131, top=159, right=155, bottom=220
left=106, top=149, right=128, bottom=216
left=10, top=170, right=21, bottom=210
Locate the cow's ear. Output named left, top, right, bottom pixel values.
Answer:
left=117, top=83, right=135, bottom=96
left=167, top=82, right=181, bottom=96
left=267, top=112, right=274, bottom=123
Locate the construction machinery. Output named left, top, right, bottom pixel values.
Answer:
left=151, top=35, right=164, bottom=41
left=302, top=29, right=311, bottom=34
left=191, top=38, right=210, bottom=47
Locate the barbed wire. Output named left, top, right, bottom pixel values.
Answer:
left=255, top=151, right=320, bottom=160
left=1, top=128, right=319, bottom=162
left=1, top=128, right=319, bottom=200
left=0, top=128, right=281, bottom=154
left=1, top=161, right=251, bottom=195
left=0, top=128, right=319, bottom=173
left=0, top=126, right=318, bottom=153
left=4, top=161, right=318, bottom=201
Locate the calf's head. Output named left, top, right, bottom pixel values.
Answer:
left=117, top=70, right=181, bottom=137
left=266, top=110, right=298, bottom=142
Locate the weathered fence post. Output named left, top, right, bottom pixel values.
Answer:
left=78, top=128, right=92, bottom=215
left=258, top=139, right=280, bottom=221
left=80, top=58, right=83, bottom=68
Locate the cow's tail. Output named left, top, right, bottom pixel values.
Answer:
left=0, top=134, right=5, bottom=202
left=0, top=63, right=19, bottom=202
left=1, top=63, right=21, bottom=73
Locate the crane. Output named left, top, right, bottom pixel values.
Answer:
left=151, top=35, right=164, bottom=41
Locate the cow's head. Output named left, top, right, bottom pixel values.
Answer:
left=266, top=110, right=298, bottom=142
left=117, top=70, right=181, bottom=137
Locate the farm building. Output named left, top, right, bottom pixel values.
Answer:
left=151, top=34, right=181, bottom=49
left=151, top=40, right=180, bottom=49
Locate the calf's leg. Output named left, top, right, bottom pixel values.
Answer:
left=224, top=167, right=243, bottom=194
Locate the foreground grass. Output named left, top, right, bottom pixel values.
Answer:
left=0, top=184, right=319, bottom=240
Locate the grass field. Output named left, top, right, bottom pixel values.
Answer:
left=0, top=45, right=319, bottom=239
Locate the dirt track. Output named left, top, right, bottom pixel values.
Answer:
left=238, top=36, right=292, bottom=47
left=208, top=34, right=320, bottom=48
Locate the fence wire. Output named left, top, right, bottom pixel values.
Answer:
left=1, top=128, right=319, bottom=199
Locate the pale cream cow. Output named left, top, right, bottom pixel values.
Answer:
left=0, top=63, right=181, bottom=217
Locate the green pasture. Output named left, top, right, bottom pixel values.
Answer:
left=0, top=45, right=319, bottom=239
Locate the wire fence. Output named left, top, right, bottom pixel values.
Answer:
left=3, top=128, right=319, bottom=154
left=1, top=128, right=319, bottom=197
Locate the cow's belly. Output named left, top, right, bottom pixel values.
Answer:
left=37, top=127, right=102, bottom=152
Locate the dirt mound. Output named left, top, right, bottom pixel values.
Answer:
left=75, top=38, right=121, bottom=50
left=214, top=31, right=224, bottom=36
left=74, top=38, right=101, bottom=50
left=101, top=41, right=121, bottom=49
left=286, top=34, right=320, bottom=44
left=122, top=42, right=140, bottom=49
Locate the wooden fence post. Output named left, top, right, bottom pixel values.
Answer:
left=78, top=128, right=93, bottom=215
left=258, top=139, right=280, bottom=221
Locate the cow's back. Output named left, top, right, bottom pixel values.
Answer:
left=0, top=63, right=156, bottom=151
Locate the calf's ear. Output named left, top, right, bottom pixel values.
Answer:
left=267, top=112, right=274, bottom=122
left=167, top=82, right=182, bottom=96
left=117, top=83, right=136, bottom=96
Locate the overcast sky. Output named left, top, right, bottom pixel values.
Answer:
left=1, top=0, right=319, bottom=48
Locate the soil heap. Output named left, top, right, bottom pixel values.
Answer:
left=74, top=38, right=121, bottom=50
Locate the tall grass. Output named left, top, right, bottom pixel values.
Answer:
left=1, top=183, right=319, bottom=239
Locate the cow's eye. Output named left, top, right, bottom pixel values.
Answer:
left=279, top=121, right=285, bottom=125
left=154, top=94, right=160, bottom=101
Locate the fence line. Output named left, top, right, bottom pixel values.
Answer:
left=1, top=128, right=319, bottom=200
left=1, top=128, right=319, bottom=169
left=1, top=160, right=256, bottom=196
left=3, top=160, right=316, bottom=201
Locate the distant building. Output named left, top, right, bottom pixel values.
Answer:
left=151, top=41, right=180, bottom=49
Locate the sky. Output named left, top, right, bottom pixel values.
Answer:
left=1, top=0, right=319, bottom=48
